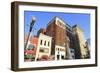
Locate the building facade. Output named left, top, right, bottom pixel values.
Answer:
left=72, top=25, right=90, bottom=59
left=46, top=17, right=67, bottom=60
left=35, top=33, right=52, bottom=61
left=24, top=35, right=38, bottom=61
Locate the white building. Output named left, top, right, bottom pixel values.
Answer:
left=55, top=45, right=66, bottom=60
left=35, top=33, right=52, bottom=61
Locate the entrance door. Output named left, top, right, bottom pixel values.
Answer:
left=61, top=55, right=64, bottom=59
left=57, top=55, right=60, bottom=60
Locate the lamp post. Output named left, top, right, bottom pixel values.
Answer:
left=25, top=17, right=36, bottom=50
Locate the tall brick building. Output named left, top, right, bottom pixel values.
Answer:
left=46, top=17, right=66, bottom=60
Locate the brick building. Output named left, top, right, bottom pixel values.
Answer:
left=46, top=17, right=67, bottom=60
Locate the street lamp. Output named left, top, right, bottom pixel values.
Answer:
left=25, top=17, right=36, bottom=50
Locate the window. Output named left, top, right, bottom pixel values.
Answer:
left=40, top=40, right=42, bottom=45
left=60, top=49, right=65, bottom=51
left=44, top=41, right=46, bottom=46
left=58, top=48, right=59, bottom=51
left=40, top=49, right=44, bottom=52
left=48, top=41, right=50, bottom=46
left=40, top=48, right=49, bottom=53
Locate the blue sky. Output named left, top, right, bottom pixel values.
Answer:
left=24, top=11, right=90, bottom=39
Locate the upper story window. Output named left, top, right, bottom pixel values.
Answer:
left=40, top=48, right=49, bottom=53
left=44, top=41, right=46, bottom=46
left=48, top=41, right=50, bottom=46
left=58, top=48, right=59, bottom=51
left=40, top=40, right=42, bottom=45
